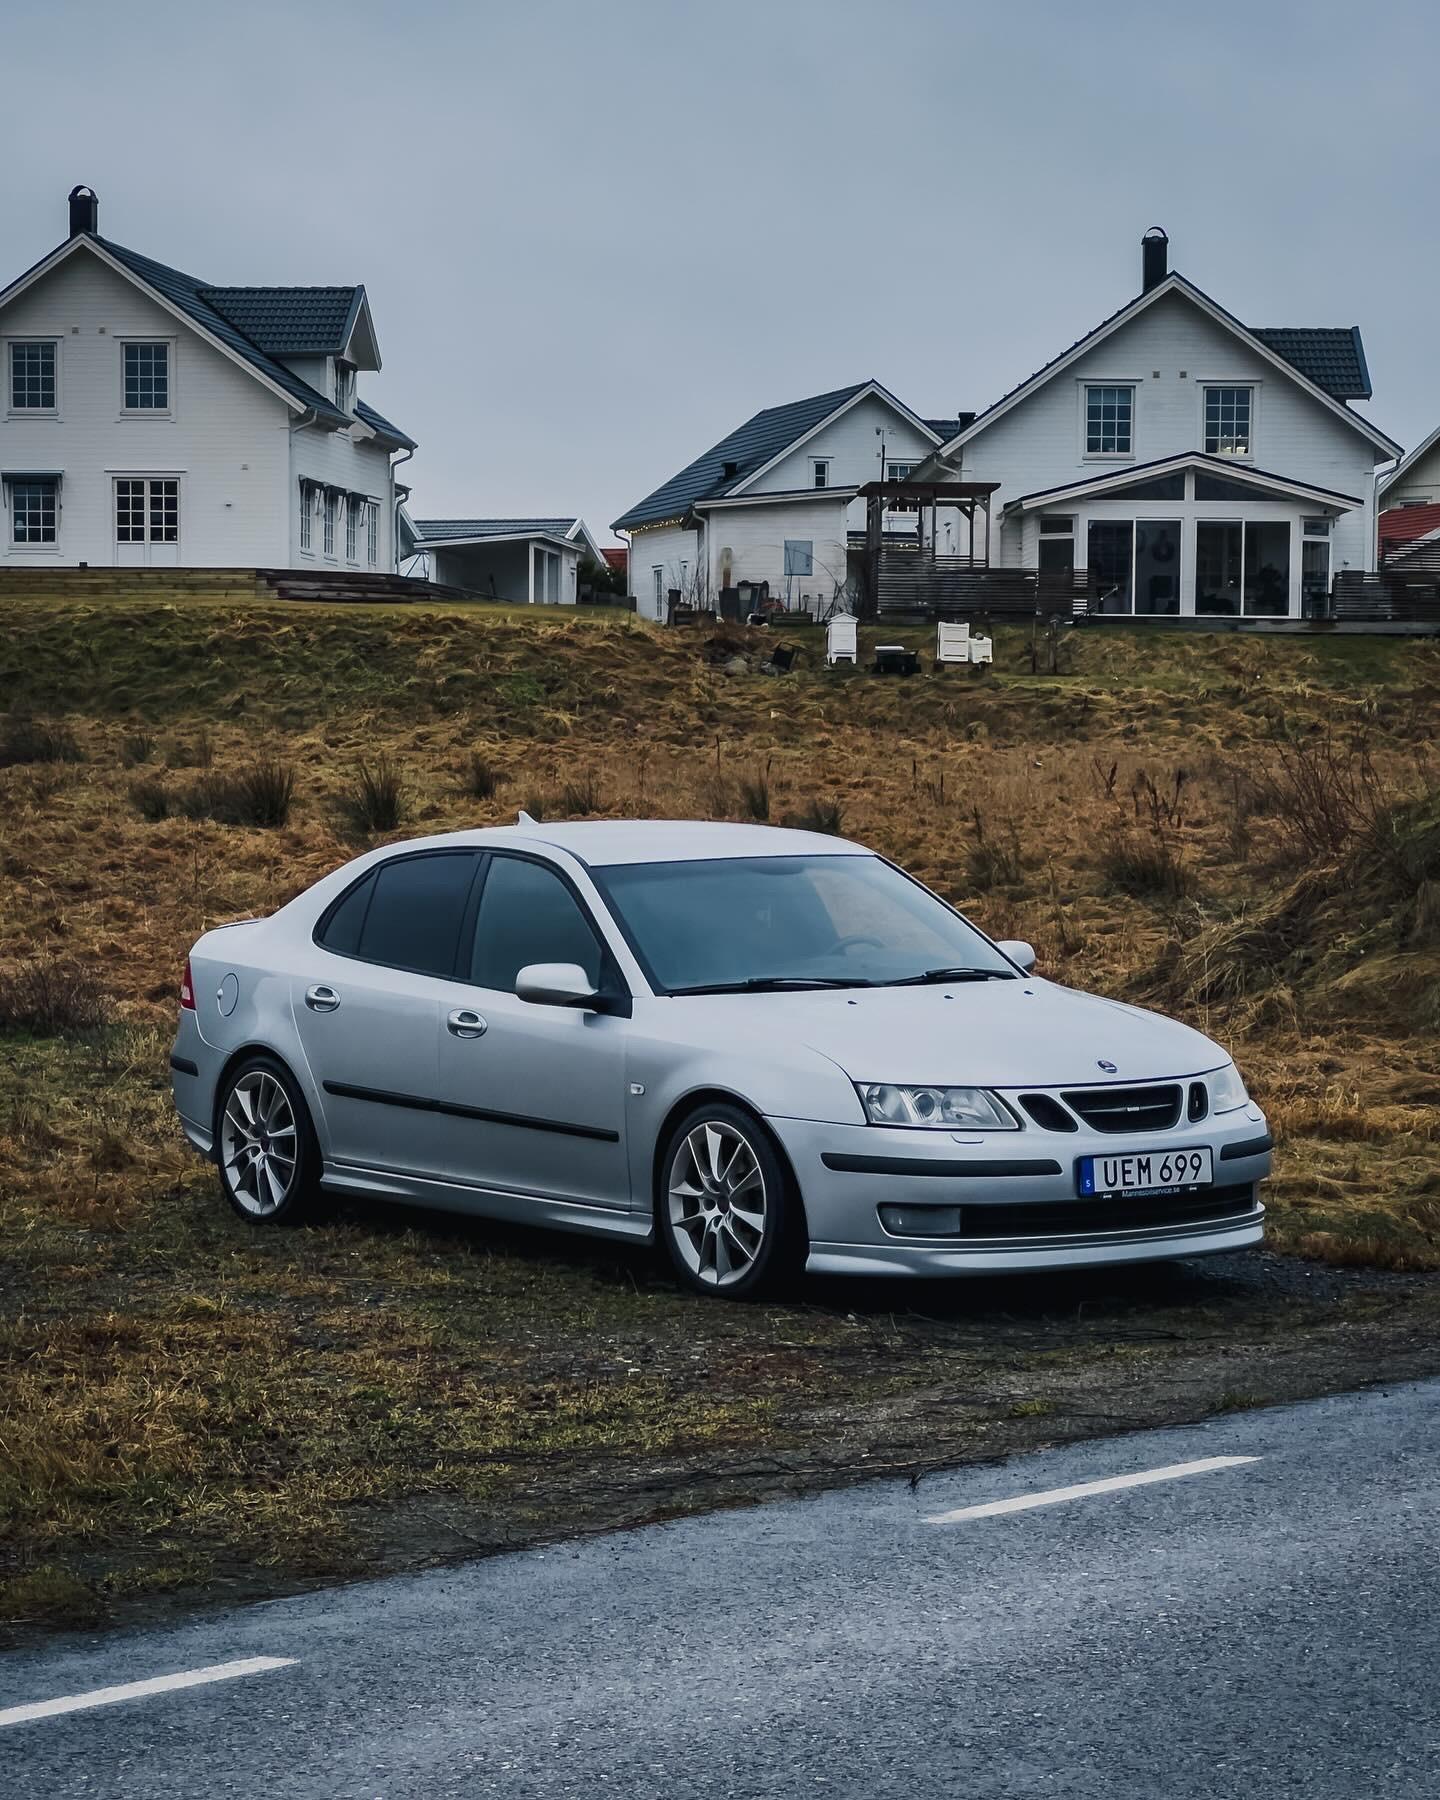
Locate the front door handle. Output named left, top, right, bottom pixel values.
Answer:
left=305, top=984, right=341, bottom=1013
left=447, top=1008, right=488, bottom=1040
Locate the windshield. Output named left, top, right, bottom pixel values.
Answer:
left=592, top=854, right=1017, bottom=993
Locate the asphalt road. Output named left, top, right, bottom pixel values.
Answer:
left=6, top=1378, right=1438, bottom=1798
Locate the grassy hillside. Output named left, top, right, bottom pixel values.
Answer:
left=1, top=595, right=1437, bottom=1631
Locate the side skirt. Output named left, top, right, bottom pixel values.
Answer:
left=320, top=1162, right=653, bottom=1244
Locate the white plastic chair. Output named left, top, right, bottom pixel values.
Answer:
left=826, top=614, right=858, bottom=666
left=935, top=621, right=971, bottom=665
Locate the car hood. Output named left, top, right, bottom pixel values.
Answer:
left=703, top=978, right=1225, bottom=1089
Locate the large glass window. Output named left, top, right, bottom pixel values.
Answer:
left=1134, top=519, right=1182, bottom=615
left=332, top=851, right=477, bottom=977
left=1204, top=386, right=1252, bottom=456
left=11, top=479, right=58, bottom=544
left=1087, top=520, right=1135, bottom=612
left=123, top=342, right=169, bottom=410
left=469, top=856, right=603, bottom=991
left=1085, top=385, right=1133, bottom=455
left=367, top=502, right=378, bottom=564
left=1038, top=515, right=1075, bottom=579
left=1195, top=519, right=1291, bottom=616
left=1302, top=539, right=1331, bottom=617
left=1195, top=521, right=1243, bottom=615
left=115, top=477, right=177, bottom=544
left=345, top=496, right=358, bottom=561
left=10, top=341, right=56, bottom=410
left=323, top=490, right=336, bottom=556
left=594, top=854, right=1015, bottom=994
left=1244, top=520, right=1290, bottom=617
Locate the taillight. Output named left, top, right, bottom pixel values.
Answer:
left=180, top=957, right=196, bottom=1011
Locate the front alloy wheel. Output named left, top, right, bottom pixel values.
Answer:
left=660, top=1104, right=799, bottom=1298
left=217, top=1057, right=319, bottom=1225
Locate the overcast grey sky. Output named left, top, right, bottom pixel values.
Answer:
left=4, top=0, right=1437, bottom=542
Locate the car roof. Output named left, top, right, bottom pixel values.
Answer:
left=383, top=819, right=871, bottom=868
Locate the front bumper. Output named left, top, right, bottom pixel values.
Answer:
left=768, top=1105, right=1271, bottom=1277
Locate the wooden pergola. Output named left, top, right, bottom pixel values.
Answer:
left=856, top=479, right=1002, bottom=615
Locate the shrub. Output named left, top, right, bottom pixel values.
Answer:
left=1250, top=727, right=1390, bottom=863
left=788, top=797, right=845, bottom=836
left=129, top=775, right=172, bottom=821
left=558, top=772, right=602, bottom=817
left=0, top=958, right=111, bottom=1036
left=345, top=756, right=406, bottom=832
left=465, top=753, right=505, bottom=801
left=121, top=730, right=156, bottom=767
left=965, top=808, right=1023, bottom=890
left=0, top=714, right=82, bottom=767
left=739, top=762, right=772, bottom=822
left=1099, top=823, right=1189, bottom=899
left=180, top=756, right=295, bottom=828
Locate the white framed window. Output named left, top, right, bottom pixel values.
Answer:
left=11, top=478, right=59, bottom=544
left=9, top=341, right=57, bottom=412
left=812, top=458, right=830, bottom=489
left=323, top=489, right=336, bottom=556
left=679, top=558, right=689, bottom=594
left=122, top=341, right=170, bottom=411
left=1204, top=385, right=1252, bottom=457
left=345, top=495, right=358, bottom=560
left=1085, top=385, right=1134, bottom=455
left=652, top=565, right=663, bottom=618
left=114, top=477, right=178, bottom=544
left=334, top=362, right=353, bottom=412
left=299, top=482, right=313, bottom=552
left=1303, top=516, right=1331, bottom=536
left=366, top=502, right=378, bottom=564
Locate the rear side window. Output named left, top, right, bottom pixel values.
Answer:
left=323, top=852, right=477, bottom=977
left=469, top=855, right=603, bottom=991
left=318, top=872, right=375, bottom=955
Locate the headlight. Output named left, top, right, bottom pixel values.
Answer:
left=1208, top=1062, right=1250, bottom=1114
left=858, top=1083, right=1017, bottom=1130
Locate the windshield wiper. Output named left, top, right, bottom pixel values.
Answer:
left=884, top=966, right=1016, bottom=986
left=669, top=975, right=875, bottom=996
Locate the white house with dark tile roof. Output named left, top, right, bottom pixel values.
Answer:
left=406, top=516, right=607, bottom=603
left=911, top=230, right=1401, bottom=620
left=612, top=381, right=964, bottom=620
left=0, top=186, right=416, bottom=572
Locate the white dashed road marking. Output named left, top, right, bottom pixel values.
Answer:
left=924, top=1455, right=1260, bottom=1524
left=0, top=1656, right=298, bottom=1729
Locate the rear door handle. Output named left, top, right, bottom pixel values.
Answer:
left=305, top=985, right=341, bottom=1013
left=447, top=1008, right=488, bottom=1039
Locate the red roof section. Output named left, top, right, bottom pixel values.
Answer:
left=1379, top=503, right=1440, bottom=552
left=601, top=546, right=628, bottom=572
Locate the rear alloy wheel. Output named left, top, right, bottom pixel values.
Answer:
left=659, top=1104, right=799, bottom=1298
left=217, top=1056, right=320, bottom=1225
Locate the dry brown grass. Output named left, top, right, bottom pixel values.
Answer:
left=1, top=595, right=1439, bottom=1629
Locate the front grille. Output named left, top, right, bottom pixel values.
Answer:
left=1060, top=1083, right=1183, bottom=1134
left=1019, top=1093, right=1078, bottom=1132
left=956, top=1184, right=1257, bottom=1241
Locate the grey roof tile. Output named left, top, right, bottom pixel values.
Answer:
left=612, top=383, right=870, bottom=531
left=1250, top=327, right=1371, bottom=400
left=196, top=285, right=363, bottom=355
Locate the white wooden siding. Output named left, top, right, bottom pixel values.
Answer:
left=959, top=289, right=1385, bottom=580
left=701, top=495, right=851, bottom=609
left=1383, top=436, right=1440, bottom=507
left=626, top=521, right=702, bottom=618
left=0, top=244, right=401, bottom=570
left=750, top=392, right=937, bottom=498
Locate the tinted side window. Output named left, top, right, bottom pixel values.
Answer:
left=353, top=853, right=477, bottom=977
left=470, top=856, right=602, bottom=991
left=318, top=872, right=375, bottom=955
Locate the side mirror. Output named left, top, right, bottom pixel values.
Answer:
left=996, top=939, right=1036, bottom=974
left=514, top=961, right=601, bottom=1009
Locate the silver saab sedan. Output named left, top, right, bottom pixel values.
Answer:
left=170, top=820, right=1271, bottom=1298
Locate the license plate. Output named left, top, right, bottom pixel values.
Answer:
left=1077, top=1146, right=1213, bottom=1198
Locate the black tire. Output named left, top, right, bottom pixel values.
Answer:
left=657, top=1101, right=804, bottom=1299
left=215, top=1053, right=322, bottom=1226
